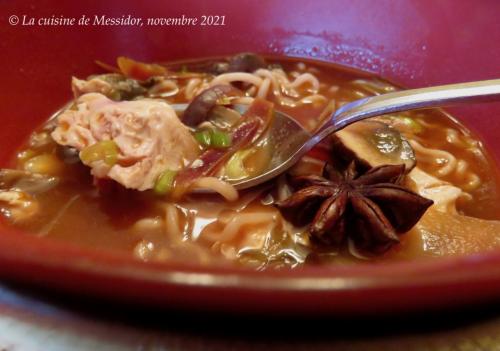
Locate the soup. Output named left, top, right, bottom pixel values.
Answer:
left=1, top=53, right=500, bottom=269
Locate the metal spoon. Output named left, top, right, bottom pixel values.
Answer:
left=204, top=78, right=500, bottom=190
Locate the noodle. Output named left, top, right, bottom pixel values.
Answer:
left=184, top=77, right=210, bottom=100
left=276, top=95, right=297, bottom=107
left=408, top=140, right=482, bottom=193
left=276, top=174, right=293, bottom=201
left=455, top=159, right=468, bottom=177
left=246, top=86, right=257, bottom=96
left=288, top=72, right=320, bottom=92
left=257, top=77, right=271, bottom=99
left=133, top=217, right=163, bottom=231
left=445, top=128, right=461, bottom=146
left=455, top=160, right=481, bottom=191
left=176, top=67, right=328, bottom=109
left=184, top=78, right=202, bottom=99
left=253, top=68, right=323, bottom=106
left=210, top=72, right=263, bottom=86
left=203, top=211, right=278, bottom=243
left=409, top=140, right=458, bottom=177
left=313, top=100, right=337, bottom=128
left=464, top=173, right=481, bottom=192
left=164, top=203, right=183, bottom=238
left=189, top=177, right=239, bottom=201
left=219, top=212, right=277, bottom=242
left=149, top=79, right=179, bottom=98
left=254, top=69, right=280, bottom=95
left=299, top=94, right=327, bottom=106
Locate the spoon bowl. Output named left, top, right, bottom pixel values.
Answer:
left=172, top=103, right=311, bottom=191
left=232, top=108, right=311, bottom=189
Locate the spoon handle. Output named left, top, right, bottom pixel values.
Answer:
left=315, top=78, right=500, bottom=142
left=248, top=78, right=500, bottom=190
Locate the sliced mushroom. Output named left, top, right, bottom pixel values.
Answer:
left=182, top=84, right=242, bottom=127
left=0, top=169, right=59, bottom=195
left=210, top=62, right=230, bottom=75
left=0, top=169, right=59, bottom=222
left=201, top=53, right=267, bottom=74
left=207, top=105, right=242, bottom=130
left=227, top=53, right=267, bottom=73
left=332, top=121, right=416, bottom=171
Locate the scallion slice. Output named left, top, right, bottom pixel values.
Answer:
left=154, top=169, right=177, bottom=195
left=210, top=130, right=232, bottom=148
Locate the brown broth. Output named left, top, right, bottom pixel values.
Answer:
left=2, top=56, right=500, bottom=267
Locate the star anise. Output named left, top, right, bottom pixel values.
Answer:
left=276, top=163, right=433, bottom=254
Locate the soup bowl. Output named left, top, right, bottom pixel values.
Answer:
left=1, top=0, right=500, bottom=315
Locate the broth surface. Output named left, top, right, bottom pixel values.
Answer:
left=2, top=55, right=500, bottom=268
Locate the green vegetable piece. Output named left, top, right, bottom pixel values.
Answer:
left=154, top=169, right=177, bottom=195
left=210, top=130, right=232, bottom=148
left=225, top=149, right=252, bottom=180
left=80, top=140, right=119, bottom=166
left=194, top=130, right=212, bottom=147
left=194, top=129, right=232, bottom=149
left=400, top=117, right=423, bottom=133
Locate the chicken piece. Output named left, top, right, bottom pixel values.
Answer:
left=51, top=93, right=200, bottom=191
left=71, top=74, right=147, bottom=100
left=72, top=76, right=113, bottom=97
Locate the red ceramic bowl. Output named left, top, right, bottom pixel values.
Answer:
left=1, top=0, right=500, bottom=315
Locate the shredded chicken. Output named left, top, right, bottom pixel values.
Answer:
left=51, top=93, right=199, bottom=190
left=72, top=77, right=113, bottom=98
left=71, top=74, right=147, bottom=100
